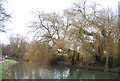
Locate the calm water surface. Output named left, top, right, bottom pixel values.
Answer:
left=4, top=62, right=119, bottom=79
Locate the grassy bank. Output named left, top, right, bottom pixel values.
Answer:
left=0, top=59, right=17, bottom=80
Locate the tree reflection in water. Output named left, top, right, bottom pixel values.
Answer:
left=4, top=62, right=119, bottom=79
left=3, top=67, right=13, bottom=79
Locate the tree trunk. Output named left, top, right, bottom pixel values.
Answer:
left=104, top=54, right=109, bottom=72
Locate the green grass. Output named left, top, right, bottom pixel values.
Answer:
left=2, top=60, right=11, bottom=65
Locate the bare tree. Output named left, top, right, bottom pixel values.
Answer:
left=0, top=0, right=11, bottom=32
left=8, top=34, right=27, bottom=59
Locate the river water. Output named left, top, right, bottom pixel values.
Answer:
left=4, top=62, right=119, bottom=79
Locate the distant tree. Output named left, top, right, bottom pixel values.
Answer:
left=2, top=34, right=28, bottom=59
left=0, top=0, right=11, bottom=32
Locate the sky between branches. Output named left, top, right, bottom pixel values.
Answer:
left=0, top=0, right=119, bottom=44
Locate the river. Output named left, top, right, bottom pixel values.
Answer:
left=3, top=62, right=119, bottom=79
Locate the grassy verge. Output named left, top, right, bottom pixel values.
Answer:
left=0, top=59, right=17, bottom=80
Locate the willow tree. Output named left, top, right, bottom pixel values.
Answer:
left=29, top=11, right=75, bottom=54
left=29, top=10, right=82, bottom=65
left=72, top=0, right=118, bottom=71
left=29, top=0, right=118, bottom=67
left=24, top=41, right=56, bottom=63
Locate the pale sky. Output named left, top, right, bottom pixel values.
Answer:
left=0, top=0, right=119, bottom=44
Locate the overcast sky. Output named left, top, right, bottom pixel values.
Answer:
left=0, top=0, right=119, bottom=44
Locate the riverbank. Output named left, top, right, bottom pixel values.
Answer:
left=57, top=62, right=120, bottom=74
left=0, top=58, right=18, bottom=80
left=29, top=60, right=120, bottom=74
left=6, top=57, right=119, bottom=75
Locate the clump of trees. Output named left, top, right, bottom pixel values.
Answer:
left=2, top=34, right=27, bottom=59
left=27, top=0, right=119, bottom=70
left=2, top=0, right=120, bottom=72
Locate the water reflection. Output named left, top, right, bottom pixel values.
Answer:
left=5, top=62, right=119, bottom=79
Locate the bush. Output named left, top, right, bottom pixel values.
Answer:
left=96, top=55, right=120, bottom=68
left=108, top=56, right=120, bottom=68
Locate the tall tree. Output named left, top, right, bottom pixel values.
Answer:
left=73, top=0, right=118, bottom=71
